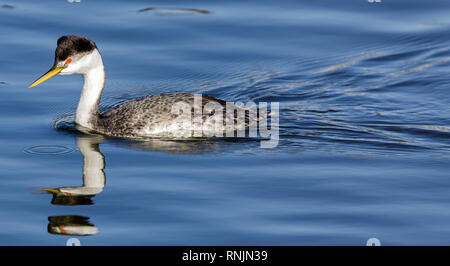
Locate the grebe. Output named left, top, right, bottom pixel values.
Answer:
left=28, top=35, right=257, bottom=138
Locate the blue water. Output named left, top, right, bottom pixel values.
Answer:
left=1, top=0, right=450, bottom=245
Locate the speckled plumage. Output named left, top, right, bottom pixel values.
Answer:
left=91, top=93, right=258, bottom=138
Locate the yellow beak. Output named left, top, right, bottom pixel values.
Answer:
left=28, top=66, right=65, bottom=88
left=30, top=188, right=61, bottom=194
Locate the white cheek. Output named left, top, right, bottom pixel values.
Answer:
left=59, top=69, right=72, bottom=75
left=60, top=62, right=81, bottom=75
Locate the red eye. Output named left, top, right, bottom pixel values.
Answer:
left=66, top=58, right=72, bottom=63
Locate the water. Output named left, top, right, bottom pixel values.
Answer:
left=1, top=0, right=450, bottom=245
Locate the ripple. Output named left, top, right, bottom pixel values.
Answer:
left=23, top=145, right=75, bottom=155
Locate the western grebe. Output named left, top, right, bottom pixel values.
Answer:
left=28, top=35, right=257, bottom=138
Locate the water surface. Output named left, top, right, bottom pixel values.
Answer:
left=1, top=0, right=450, bottom=245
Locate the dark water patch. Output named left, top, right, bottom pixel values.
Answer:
left=363, top=47, right=434, bottom=63
left=137, top=7, right=211, bottom=15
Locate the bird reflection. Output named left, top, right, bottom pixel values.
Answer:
left=48, top=215, right=98, bottom=236
left=31, top=135, right=104, bottom=236
left=32, top=135, right=105, bottom=206
left=31, top=132, right=228, bottom=236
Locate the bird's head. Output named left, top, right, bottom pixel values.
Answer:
left=28, top=35, right=100, bottom=88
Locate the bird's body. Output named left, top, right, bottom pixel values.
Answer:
left=28, top=36, right=257, bottom=138
left=94, top=93, right=251, bottom=138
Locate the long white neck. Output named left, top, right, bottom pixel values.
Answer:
left=75, top=50, right=105, bottom=129
left=59, top=136, right=105, bottom=196
left=79, top=137, right=105, bottom=189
